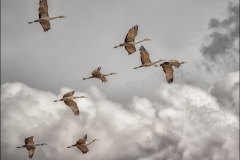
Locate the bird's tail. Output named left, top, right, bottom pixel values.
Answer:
left=67, top=145, right=75, bottom=148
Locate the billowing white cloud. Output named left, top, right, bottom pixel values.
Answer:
left=1, top=81, right=239, bottom=160
left=210, top=71, right=239, bottom=115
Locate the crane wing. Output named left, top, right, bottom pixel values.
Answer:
left=25, top=136, right=34, bottom=145
left=98, top=76, right=107, bottom=83
left=77, top=145, right=89, bottom=154
left=38, top=0, right=49, bottom=19
left=139, top=46, right=151, bottom=64
left=64, top=100, right=80, bottom=116
left=28, top=148, right=36, bottom=159
left=125, top=46, right=136, bottom=55
left=92, top=67, right=101, bottom=76
left=124, top=25, right=138, bottom=43
left=83, top=134, right=87, bottom=140
left=77, top=138, right=86, bottom=145
left=63, top=91, right=75, bottom=98
left=162, top=64, right=174, bottom=84
left=39, top=21, right=51, bottom=32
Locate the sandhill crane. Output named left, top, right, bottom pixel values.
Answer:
left=54, top=91, right=87, bottom=116
left=133, top=46, right=164, bottom=69
left=155, top=60, right=186, bottom=68
left=67, top=134, right=99, bottom=154
left=28, top=0, right=66, bottom=32
left=114, top=25, right=151, bottom=55
left=83, top=67, right=117, bottom=83
left=17, top=136, right=47, bottom=159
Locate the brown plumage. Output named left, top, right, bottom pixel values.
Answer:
left=28, top=0, right=66, bottom=32
left=17, top=136, right=47, bottom=159
left=54, top=91, right=87, bottom=116
left=114, top=25, right=151, bottom=55
left=83, top=67, right=117, bottom=83
left=158, top=60, right=186, bottom=68
left=133, top=46, right=164, bottom=69
left=160, top=62, right=174, bottom=84
left=67, top=134, right=99, bottom=154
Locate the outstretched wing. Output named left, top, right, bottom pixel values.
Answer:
left=162, top=64, right=174, bottom=84
left=28, top=148, right=36, bottom=159
left=64, top=100, right=80, bottom=116
left=25, top=136, right=34, bottom=145
left=124, top=25, right=138, bottom=43
left=40, top=21, right=51, bottom=32
left=63, top=91, right=75, bottom=98
left=125, top=46, right=136, bottom=55
left=38, top=0, right=49, bottom=19
left=98, top=76, right=107, bottom=83
left=77, top=138, right=86, bottom=145
left=77, top=145, right=89, bottom=154
left=38, top=0, right=50, bottom=32
left=139, top=46, right=151, bottom=64
left=92, top=67, right=101, bottom=76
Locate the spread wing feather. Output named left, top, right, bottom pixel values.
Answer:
left=139, top=46, right=151, bottom=64
left=28, top=148, right=36, bottom=159
left=162, top=64, right=174, bottom=84
left=40, top=21, right=51, bottom=32
left=77, top=145, right=89, bottom=154
left=77, top=139, right=86, bottom=145
left=124, top=25, right=138, bottom=43
left=38, top=0, right=49, bottom=18
left=125, top=46, right=136, bottom=55
left=98, top=76, right=107, bottom=83
left=63, top=91, right=75, bottom=98
left=92, top=67, right=101, bottom=76
left=64, top=100, right=79, bottom=115
left=25, top=136, right=34, bottom=145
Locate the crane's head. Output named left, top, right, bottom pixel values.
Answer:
left=110, top=72, right=117, bottom=75
left=83, top=134, right=87, bottom=140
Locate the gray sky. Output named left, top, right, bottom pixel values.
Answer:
left=1, top=0, right=239, bottom=160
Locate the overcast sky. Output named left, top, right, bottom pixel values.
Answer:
left=1, top=0, right=239, bottom=160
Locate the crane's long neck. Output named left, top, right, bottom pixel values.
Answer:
left=151, top=59, right=164, bottom=65
left=49, top=16, right=61, bottom=20
left=180, top=61, right=187, bottom=64
left=86, top=139, right=97, bottom=146
left=135, top=39, right=146, bottom=45
left=102, top=73, right=113, bottom=77
left=35, top=143, right=45, bottom=146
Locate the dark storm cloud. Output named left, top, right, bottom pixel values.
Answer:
left=201, top=3, right=239, bottom=63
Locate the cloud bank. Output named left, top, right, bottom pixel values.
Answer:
left=1, top=79, right=239, bottom=160
left=200, top=3, right=239, bottom=73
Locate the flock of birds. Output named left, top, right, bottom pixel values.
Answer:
left=17, top=0, right=187, bottom=159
